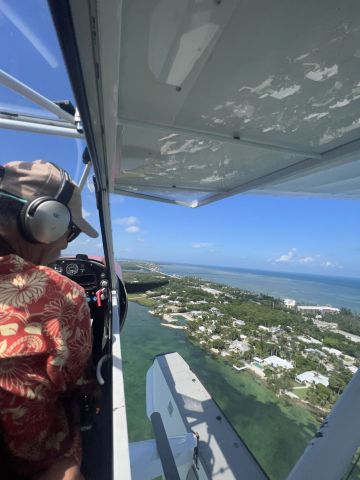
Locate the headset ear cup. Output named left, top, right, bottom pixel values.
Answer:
left=19, top=197, right=71, bottom=244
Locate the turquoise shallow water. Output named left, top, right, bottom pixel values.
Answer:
left=158, top=263, right=360, bottom=312
left=122, top=302, right=319, bottom=480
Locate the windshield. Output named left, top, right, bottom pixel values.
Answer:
left=0, top=0, right=101, bottom=258
left=114, top=191, right=360, bottom=480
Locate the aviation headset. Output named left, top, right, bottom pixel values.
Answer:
left=0, top=164, right=76, bottom=245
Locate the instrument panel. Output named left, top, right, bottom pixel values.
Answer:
left=50, top=254, right=128, bottom=330
left=50, top=255, right=109, bottom=304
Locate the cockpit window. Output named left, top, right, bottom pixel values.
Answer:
left=0, top=0, right=72, bottom=112
left=0, top=0, right=102, bottom=257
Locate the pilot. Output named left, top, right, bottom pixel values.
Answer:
left=0, top=161, right=98, bottom=480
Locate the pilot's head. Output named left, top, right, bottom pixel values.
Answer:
left=0, top=160, right=98, bottom=265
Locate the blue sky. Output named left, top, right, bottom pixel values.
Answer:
left=108, top=193, right=360, bottom=276
left=1, top=0, right=360, bottom=277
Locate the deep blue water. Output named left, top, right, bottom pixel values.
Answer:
left=157, top=263, right=360, bottom=312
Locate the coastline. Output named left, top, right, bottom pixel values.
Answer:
left=155, top=262, right=360, bottom=313
left=121, top=301, right=321, bottom=480
left=126, top=265, right=360, bottom=420
left=138, top=295, right=327, bottom=419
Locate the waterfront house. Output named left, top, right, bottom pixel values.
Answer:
left=229, top=340, right=250, bottom=354
left=263, top=355, right=294, bottom=370
left=283, top=298, right=296, bottom=308
left=296, top=371, right=329, bottom=387
left=297, top=305, right=340, bottom=314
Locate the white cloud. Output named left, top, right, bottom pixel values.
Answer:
left=126, top=225, right=140, bottom=233
left=270, top=249, right=342, bottom=270
left=82, top=208, right=91, bottom=219
left=299, top=256, right=315, bottom=264
left=191, top=242, right=214, bottom=249
left=113, top=216, right=138, bottom=226
left=322, top=260, right=342, bottom=269
left=275, top=248, right=297, bottom=263
left=113, top=216, right=141, bottom=233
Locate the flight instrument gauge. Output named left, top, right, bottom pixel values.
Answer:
left=65, top=263, right=79, bottom=276
left=53, top=264, right=63, bottom=274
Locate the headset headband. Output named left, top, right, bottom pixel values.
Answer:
left=56, top=169, right=75, bottom=205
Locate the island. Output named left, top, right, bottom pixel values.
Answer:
left=122, top=261, right=360, bottom=415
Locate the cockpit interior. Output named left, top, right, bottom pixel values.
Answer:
left=49, top=255, right=128, bottom=480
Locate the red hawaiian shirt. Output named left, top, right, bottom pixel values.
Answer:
left=0, top=254, right=92, bottom=477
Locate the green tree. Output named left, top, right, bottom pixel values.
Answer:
left=329, top=369, right=352, bottom=394
left=212, top=338, right=225, bottom=350
left=306, top=384, right=337, bottom=409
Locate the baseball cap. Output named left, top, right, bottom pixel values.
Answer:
left=0, top=160, right=98, bottom=238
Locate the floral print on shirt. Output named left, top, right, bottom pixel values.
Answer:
left=0, top=254, right=92, bottom=477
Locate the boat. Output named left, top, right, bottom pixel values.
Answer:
left=1, top=0, right=360, bottom=478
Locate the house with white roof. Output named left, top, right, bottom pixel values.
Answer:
left=296, top=371, right=329, bottom=387
left=297, top=305, right=340, bottom=314
left=229, top=340, right=250, bottom=354
left=305, top=348, right=326, bottom=357
left=211, top=334, right=221, bottom=341
left=314, top=319, right=338, bottom=330
left=259, top=325, right=282, bottom=334
left=259, top=325, right=270, bottom=332
left=297, top=335, right=322, bottom=345
left=322, top=347, right=343, bottom=357
left=188, top=311, right=203, bottom=318
left=233, top=319, right=245, bottom=327
left=283, top=298, right=296, bottom=308
left=201, top=286, right=222, bottom=296
left=263, top=355, right=294, bottom=370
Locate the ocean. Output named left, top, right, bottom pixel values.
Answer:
left=157, top=263, right=360, bottom=312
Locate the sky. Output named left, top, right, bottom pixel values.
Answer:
left=1, top=0, right=360, bottom=277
